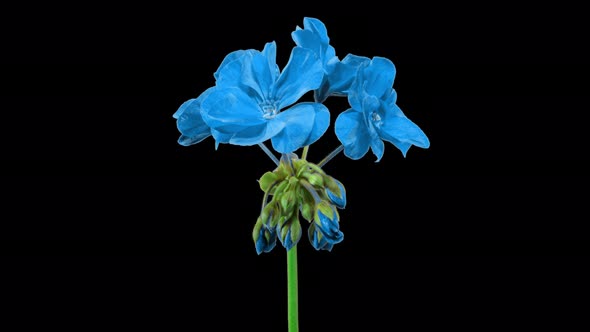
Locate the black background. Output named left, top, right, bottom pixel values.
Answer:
left=2, top=4, right=589, bottom=330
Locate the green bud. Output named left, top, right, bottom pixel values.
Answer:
left=290, top=218, right=302, bottom=244
left=292, top=159, right=307, bottom=174
left=260, top=203, right=274, bottom=225
left=316, top=200, right=335, bottom=220
left=259, top=171, right=278, bottom=192
left=324, top=175, right=341, bottom=196
left=252, top=217, right=263, bottom=242
left=280, top=190, right=298, bottom=215
left=300, top=201, right=314, bottom=222
left=304, top=173, right=324, bottom=187
left=268, top=203, right=280, bottom=228
left=277, top=215, right=288, bottom=229
left=270, top=179, right=289, bottom=196
left=280, top=221, right=290, bottom=241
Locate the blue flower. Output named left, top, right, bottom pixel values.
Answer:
left=292, top=17, right=370, bottom=102
left=335, top=57, right=430, bottom=161
left=201, top=42, right=331, bottom=154
left=172, top=87, right=214, bottom=146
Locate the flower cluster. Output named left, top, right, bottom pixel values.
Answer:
left=174, top=17, right=430, bottom=253
left=254, top=154, right=346, bottom=254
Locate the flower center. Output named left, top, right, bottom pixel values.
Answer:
left=261, top=101, right=279, bottom=119
left=371, top=112, right=382, bottom=128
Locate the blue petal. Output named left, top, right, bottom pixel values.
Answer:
left=228, top=120, right=285, bottom=146
left=201, top=87, right=265, bottom=132
left=211, top=128, right=233, bottom=149
left=323, top=60, right=358, bottom=97
left=301, top=103, right=330, bottom=147
left=347, top=89, right=363, bottom=112
left=214, top=50, right=252, bottom=89
left=362, top=57, right=396, bottom=99
left=334, top=109, right=371, bottom=160
left=270, top=102, right=328, bottom=153
left=385, top=89, right=398, bottom=107
left=378, top=104, right=430, bottom=156
left=262, top=41, right=279, bottom=83
left=370, top=136, right=385, bottom=162
left=241, top=50, right=274, bottom=101
left=291, top=29, right=324, bottom=62
left=274, top=47, right=323, bottom=110
left=174, top=88, right=215, bottom=146
left=303, top=17, right=329, bottom=44
left=326, top=54, right=371, bottom=97
left=341, top=53, right=371, bottom=69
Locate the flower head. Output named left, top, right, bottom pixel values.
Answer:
left=200, top=42, right=331, bottom=154
left=292, top=17, right=370, bottom=102
left=335, top=57, right=430, bottom=161
left=172, top=87, right=214, bottom=146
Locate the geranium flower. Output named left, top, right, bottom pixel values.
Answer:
left=335, top=57, right=430, bottom=161
left=200, top=42, right=330, bottom=153
left=172, top=87, right=214, bottom=146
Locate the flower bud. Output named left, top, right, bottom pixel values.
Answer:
left=307, top=223, right=335, bottom=251
left=280, top=189, right=298, bottom=216
left=259, top=171, right=278, bottom=192
left=314, top=201, right=344, bottom=244
left=325, top=177, right=346, bottom=209
left=303, top=172, right=324, bottom=188
left=300, top=200, right=315, bottom=222
left=278, top=215, right=302, bottom=251
left=253, top=217, right=277, bottom=255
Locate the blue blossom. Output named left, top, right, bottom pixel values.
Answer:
left=292, top=17, right=370, bottom=102
left=335, top=57, right=430, bottom=161
left=200, top=42, right=331, bottom=154
left=172, top=88, right=214, bottom=146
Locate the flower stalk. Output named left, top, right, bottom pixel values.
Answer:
left=287, top=245, right=299, bottom=332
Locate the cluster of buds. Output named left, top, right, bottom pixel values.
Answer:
left=253, top=154, right=346, bottom=254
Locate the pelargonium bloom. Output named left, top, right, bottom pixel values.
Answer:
left=335, top=57, right=430, bottom=161
left=292, top=17, right=370, bottom=102
left=173, top=88, right=214, bottom=146
left=200, top=41, right=330, bottom=154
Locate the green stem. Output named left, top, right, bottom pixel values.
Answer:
left=301, top=146, right=309, bottom=161
left=287, top=245, right=299, bottom=332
